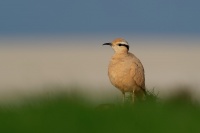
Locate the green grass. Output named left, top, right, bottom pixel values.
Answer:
left=0, top=90, right=200, bottom=133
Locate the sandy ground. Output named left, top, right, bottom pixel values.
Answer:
left=0, top=38, right=200, bottom=103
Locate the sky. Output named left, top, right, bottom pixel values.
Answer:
left=0, top=0, right=200, bottom=36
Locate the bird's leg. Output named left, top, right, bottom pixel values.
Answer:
left=132, top=90, right=135, bottom=103
left=122, top=92, right=125, bottom=103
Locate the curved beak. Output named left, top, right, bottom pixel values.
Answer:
left=103, top=43, right=112, bottom=46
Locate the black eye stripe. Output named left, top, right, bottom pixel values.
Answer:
left=118, top=43, right=129, bottom=50
left=118, top=43, right=124, bottom=46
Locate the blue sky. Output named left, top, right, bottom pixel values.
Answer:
left=0, top=0, right=200, bottom=36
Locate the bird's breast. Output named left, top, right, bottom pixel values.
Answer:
left=108, top=59, right=135, bottom=92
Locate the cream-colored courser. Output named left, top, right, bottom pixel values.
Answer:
left=103, top=38, right=146, bottom=102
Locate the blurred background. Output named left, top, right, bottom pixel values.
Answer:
left=0, top=0, right=200, bottom=103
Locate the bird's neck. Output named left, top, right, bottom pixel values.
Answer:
left=114, top=51, right=128, bottom=55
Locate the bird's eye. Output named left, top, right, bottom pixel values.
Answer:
left=118, top=44, right=122, bottom=46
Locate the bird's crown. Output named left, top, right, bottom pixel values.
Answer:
left=112, top=38, right=128, bottom=46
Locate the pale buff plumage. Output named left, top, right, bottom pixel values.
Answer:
left=103, top=38, right=145, bottom=102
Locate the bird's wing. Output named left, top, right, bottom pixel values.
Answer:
left=130, top=60, right=145, bottom=90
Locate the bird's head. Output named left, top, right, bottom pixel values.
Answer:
left=103, top=38, right=129, bottom=53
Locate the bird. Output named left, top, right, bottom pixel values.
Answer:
left=103, top=38, right=146, bottom=102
